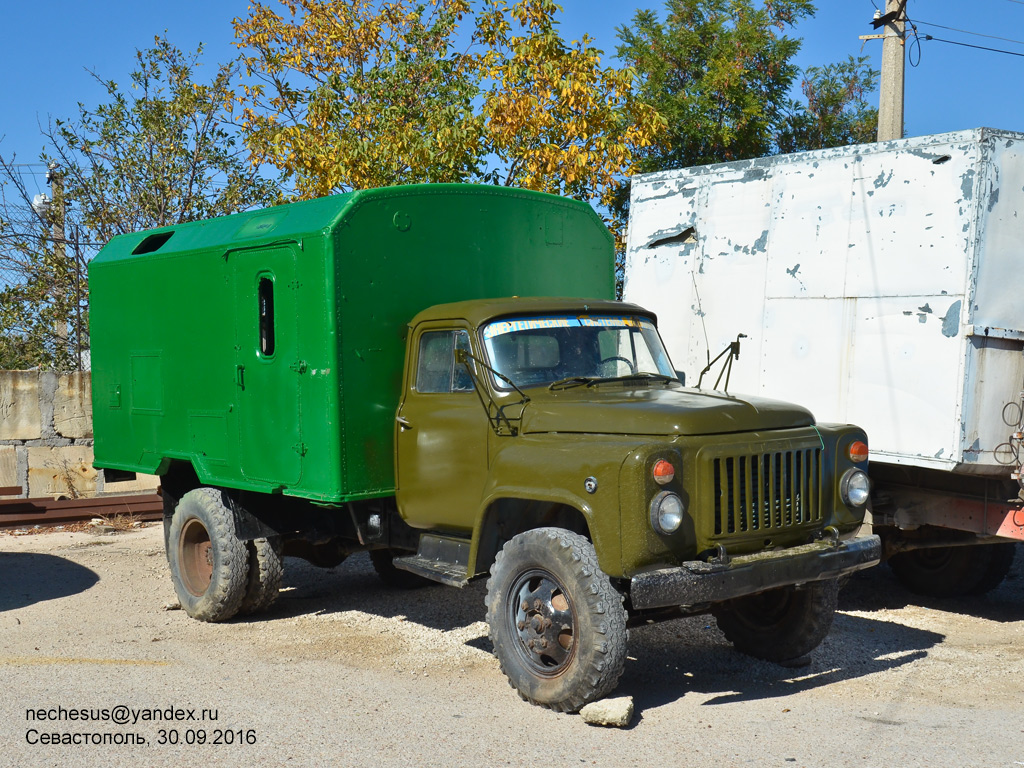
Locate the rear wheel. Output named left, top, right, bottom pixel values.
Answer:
left=968, top=543, right=1017, bottom=595
left=167, top=488, right=248, bottom=622
left=239, top=536, right=284, bottom=614
left=712, top=579, right=839, bottom=662
left=485, top=528, right=627, bottom=713
left=888, top=545, right=995, bottom=597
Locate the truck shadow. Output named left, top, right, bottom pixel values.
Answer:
left=0, top=552, right=100, bottom=612
left=619, top=611, right=942, bottom=716
left=273, top=553, right=953, bottom=718
left=839, top=556, right=1024, bottom=624
left=274, top=553, right=489, bottom=631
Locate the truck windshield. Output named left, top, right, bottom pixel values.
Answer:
left=481, top=314, right=676, bottom=389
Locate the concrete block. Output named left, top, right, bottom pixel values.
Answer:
left=26, top=445, right=97, bottom=499
left=580, top=697, right=634, bottom=728
left=102, top=473, right=160, bottom=495
left=0, top=446, right=19, bottom=496
left=54, top=372, right=93, bottom=438
left=0, top=371, right=42, bottom=440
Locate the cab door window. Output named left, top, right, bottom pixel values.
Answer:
left=415, top=330, right=475, bottom=393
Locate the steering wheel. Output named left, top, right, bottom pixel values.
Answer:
left=599, top=356, right=636, bottom=375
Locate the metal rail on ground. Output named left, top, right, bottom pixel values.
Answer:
left=0, top=494, right=163, bottom=530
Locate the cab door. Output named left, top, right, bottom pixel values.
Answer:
left=395, top=326, right=488, bottom=531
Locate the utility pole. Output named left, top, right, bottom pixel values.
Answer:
left=46, top=162, right=69, bottom=358
left=875, top=0, right=906, bottom=141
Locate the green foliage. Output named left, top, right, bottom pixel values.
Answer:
left=50, top=37, right=281, bottom=242
left=0, top=37, right=280, bottom=371
left=616, top=0, right=814, bottom=174
left=0, top=239, right=86, bottom=371
left=776, top=56, right=879, bottom=154
left=0, top=161, right=89, bottom=371
left=233, top=0, right=664, bottom=248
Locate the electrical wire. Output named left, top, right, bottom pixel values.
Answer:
left=900, top=9, right=924, bottom=68
left=913, top=20, right=1024, bottom=48
left=922, top=34, right=1024, bottom=58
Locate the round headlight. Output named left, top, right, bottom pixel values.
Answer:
left=840, top=468, right=871, bottom=507
left=650, top=491, right=685, bottom=534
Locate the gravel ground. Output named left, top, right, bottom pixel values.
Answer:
left=1, top=525, right=1022, bottom=768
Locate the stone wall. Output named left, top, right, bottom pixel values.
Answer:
left=0, top=371, right=158, bottom=499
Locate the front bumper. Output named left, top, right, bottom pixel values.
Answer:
left=629, top=534, right=881, bottom=610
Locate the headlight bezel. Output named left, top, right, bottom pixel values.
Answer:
left=650, top=490, right=685, bottom=534
left=840, top=468, right=871, bottom=507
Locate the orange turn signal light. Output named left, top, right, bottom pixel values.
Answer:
left=653, top=459, right=675, bottom=485
left=848, top=440, right=869, bottom=463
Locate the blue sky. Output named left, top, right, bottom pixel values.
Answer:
left=2, top=0, right=1023, bottom=197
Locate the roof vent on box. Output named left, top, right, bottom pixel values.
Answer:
left=132, top=231, right=174, bottom=255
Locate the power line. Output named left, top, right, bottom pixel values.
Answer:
left=922, top=34, right=1024, bottom=58
left=913, top=19, right=1024, bottom=47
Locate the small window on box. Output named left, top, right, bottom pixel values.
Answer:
left=258, top=277, right=275, bottom=357
left=132, top=231, right=174, bottom=254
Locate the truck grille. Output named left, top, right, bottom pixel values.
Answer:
left=712, top=448, right=822, bottom=535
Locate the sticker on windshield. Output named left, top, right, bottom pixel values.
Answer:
left=483, top=315, right=653, bottom=339
left=579, top=316, right=649, bottom=329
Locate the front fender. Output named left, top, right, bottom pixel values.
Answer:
left=471, top=434, right=641, bottom=578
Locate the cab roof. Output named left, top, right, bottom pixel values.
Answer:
left=409, top=297, right=658, bottom=328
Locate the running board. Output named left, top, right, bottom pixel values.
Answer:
left=393, top=534, right=471, bottom=587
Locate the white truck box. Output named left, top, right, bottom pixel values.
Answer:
left=625, top=128, right=1024, bottom=477
left=624, top=128, right=1023, bottom=595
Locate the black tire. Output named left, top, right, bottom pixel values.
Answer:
left=485, top=528, right=628, bottom=713
left=712, top=579, right=839, bottom=662
left=239, top=536, right=284, bottom=614
left=888, top=545, right=990, bottom=597
left=369, top=549, right=432, bottom=589
left=167, top=488, right=249, bottom=622
left=967, top=543, right=1017, bottom=596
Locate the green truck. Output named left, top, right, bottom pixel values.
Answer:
left=89, top=184, right=880, bottom=712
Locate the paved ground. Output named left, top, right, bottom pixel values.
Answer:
left=1, top=525, right=1022, bottom=767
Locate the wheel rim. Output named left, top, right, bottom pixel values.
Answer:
left=178, top=518, right=214, bottom=597
left=507, top=568, right=577, bottom=676
left=733, top=588, right=796, bottom=631
left=909, top=547, right=954, bottom=572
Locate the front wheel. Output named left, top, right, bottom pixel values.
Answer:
left=167, top=488, right=249, bottom=622
left=712, top=579, right=839, bottom=662
left=485, top=528, right=628, bottom=713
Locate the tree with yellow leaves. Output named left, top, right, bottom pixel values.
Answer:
left=233, top=0, right=663, bottom=244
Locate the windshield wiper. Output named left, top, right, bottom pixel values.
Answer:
left=548, top=377, right=597, bottom=391
left=455, top=349, right=530, bottom=436
left=586, top=372, right=680, bottom=388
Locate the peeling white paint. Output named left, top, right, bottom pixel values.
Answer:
left=624, top=128, right=1024, bottom=477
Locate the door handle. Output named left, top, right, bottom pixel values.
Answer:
left=235, top=364, right=245, bottom=390
left=396, top=416, right=412, bottom=430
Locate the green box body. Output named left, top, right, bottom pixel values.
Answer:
left=89, top=184, right=614, bottom=502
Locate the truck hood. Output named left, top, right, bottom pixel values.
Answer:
left=519, top=385, right=814, bottom=437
